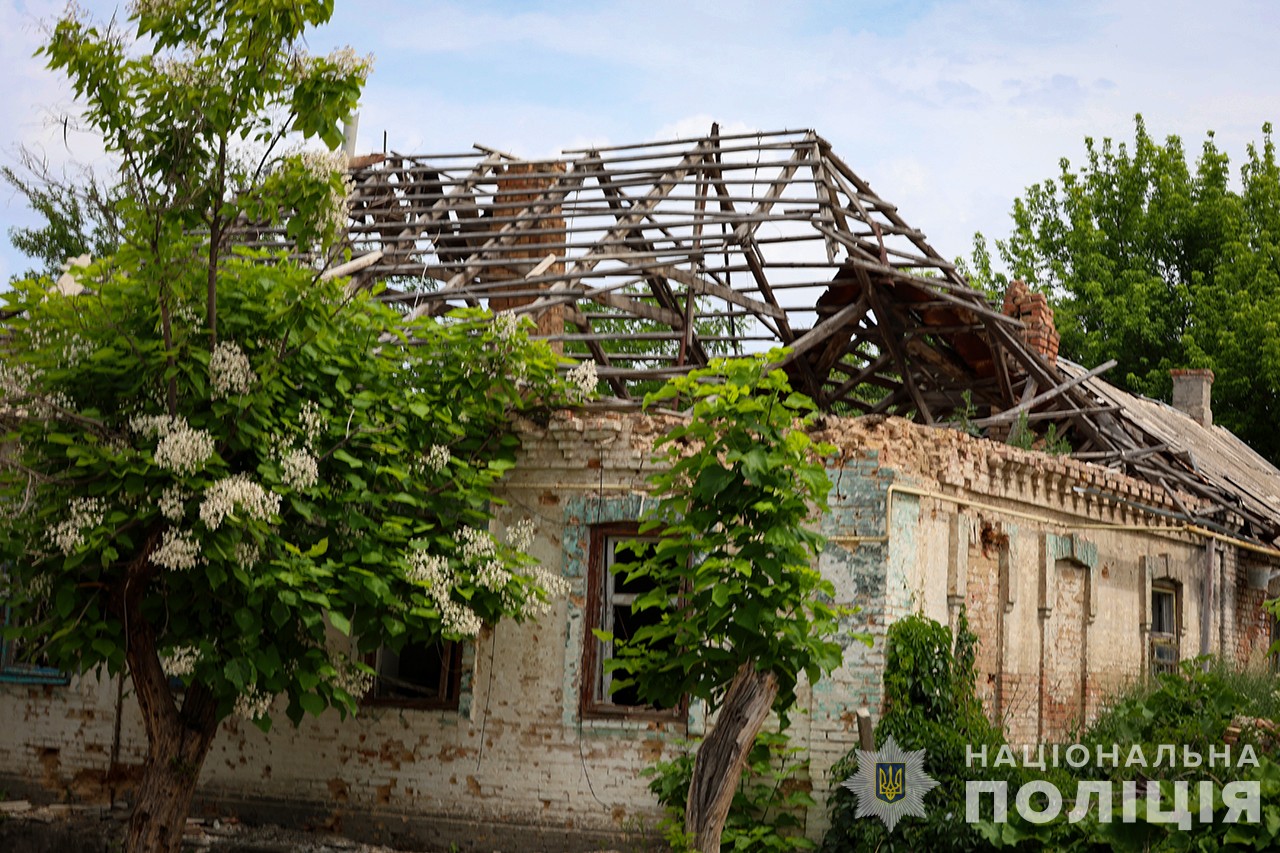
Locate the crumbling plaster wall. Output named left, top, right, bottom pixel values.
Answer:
left=0, top=409, right=1276, bottom=850
left=810, top=415, right=1279, bottom=750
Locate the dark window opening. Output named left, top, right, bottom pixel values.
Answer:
left=1, top=592, right=69, bottom=686
left=365, top=640, right=462, bottom=709
left=1149, top=584, right=1179, bottom=676
left=582, top=523, right=684, bottom=719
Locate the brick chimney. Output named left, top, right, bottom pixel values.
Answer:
left=1170, top=369, right=1214, bottom=428
left=1001, top=279, right=1060, bottom=361
left=486, top=161, right=566, bottom=346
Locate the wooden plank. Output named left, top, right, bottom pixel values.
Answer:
left=863, top=278, right=934, bottom=425
left=770, top=296, right=869, bottom=365
left=402, top=164, right=589, bottom=322
left=973, top=360, right=1117, bottom=427
left=648, top=264, right=786, bottom=320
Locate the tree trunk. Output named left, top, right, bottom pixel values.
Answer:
left=116, top=556, right=221, bottom=853
left=124, top=710, right=218, bottom=853
left=685, top=662, right=779, bottom=853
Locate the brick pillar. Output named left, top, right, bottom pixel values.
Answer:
left=1170, top=369, right=1214, bottom=428
left=486, top=161, right=566, bottom=347
left=1001, top=279, right=1060, bottom=362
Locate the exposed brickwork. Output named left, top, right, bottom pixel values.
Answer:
left=0, top=409, right=1275, bottom=848
left=485, top=161, right=567, bottom=342
left=1002, top=279, right=1060, bottom=361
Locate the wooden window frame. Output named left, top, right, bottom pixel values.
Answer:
left=581, top=522, right=686, bottom=721
left=0, top=568, right=69, bottom=687
left=1149, top=582, right=1180, bottom=676
left=362, top=639, right=463, bottom=711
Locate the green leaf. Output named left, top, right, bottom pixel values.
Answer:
left=328, top=611, right=351, bottom=636
left=298, top=692, right=326, bottom=716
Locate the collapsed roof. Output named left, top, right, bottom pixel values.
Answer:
left=231, top=126, right=1280, bottom=547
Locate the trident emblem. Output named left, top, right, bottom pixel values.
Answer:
left=875, top=762, right=905, bottom=803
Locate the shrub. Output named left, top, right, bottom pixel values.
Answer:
left=647, top=728, right=817, bottom=852
left=821, top=610, right=1030, bottom=852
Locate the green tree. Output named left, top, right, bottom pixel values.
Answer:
left=971, top=115, right=1280, bottom=462
left=0, top=3, right=575, bottom=851
left=604, top=352, right=857, bottom=852
left=3, top=147, right=123, bottom=283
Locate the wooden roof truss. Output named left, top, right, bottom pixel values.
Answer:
left=227, top=127, right=1280, bottom=545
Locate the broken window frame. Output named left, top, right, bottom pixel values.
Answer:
left=362, top=639, right=463, bottom=710
left=0, top=597, right=70, bottom=686
left=1149, top=581, right=1180, bottom=677
left=580, top=522, right=686, bottom=721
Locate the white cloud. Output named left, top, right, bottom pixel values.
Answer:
left=5, top=0, right=1280, bottom=279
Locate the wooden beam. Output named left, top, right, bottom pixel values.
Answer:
left=973, top=360, right=1117, bottom=427
left=863, top=279, right=934, bottom=425
left=770, top=296, right=869, bottom=365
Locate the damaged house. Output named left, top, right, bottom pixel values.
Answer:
left=3, top=128, right=1280, bottom=849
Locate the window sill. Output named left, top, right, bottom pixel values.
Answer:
left=0, top=669, right=69, bottom=686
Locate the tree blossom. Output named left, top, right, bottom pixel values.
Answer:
left=299, top=400, right=325, bottom=449
left=151, top=528, right=203, bottom=571
left=234, top=690, right=273, bottom=721
left=164, top=646, right=199, bottom=679
left=131, top=414, right=215, bottom=476
left=199, top=474, right=281, bottom=530
left=567, top=360, right=598, bottom=401
left=507, top=518, right=536, bottom=553
left=48, top=497, right=105, bottom=554
left=439, top=598, right=482, bottom=637
left=209, top=340, right=256, bottom=399
left=234, top=541, right=259, bottom=570
left=159, top=484, right=188, bottom=521
left=423, top=444, right=450, bottom=474
left=407, top=551, right=449, bottom=589
left=280, top=446, right=319, bottom=491
left=333, top=655, right=374, bottom=699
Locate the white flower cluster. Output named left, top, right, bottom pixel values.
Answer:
left=0, top=361, right=40, bottom=404
left=567, top=360, right=598, bottom=401
left=475, top=559, right=511, bottom=591
left=298, top=149, right=348, bottom=180
left=492, top=311, right=520, bottom=342
left=234, top=690, right=273, bottom=722
left=439, top=598, right=482, bottom=637
left=152, top=528, right=204, bottom=571
left=199, top=474, right=281, bottom=530
left=459, top=526, right=496, bottom=563
left=306, top=46, right=375, bottom=83
left=48, top=497, right=105, bottom=554
left=525, top=565, right=571, bottom=617
left=234, top=541, right=259, bottom=570
left=59, top=334, right=91, bottom=369
left=165, top=646, right=199, bottom=679
left=408, top=551, right=449, bottom=589
left=154, top=54, right=207, bottom=86
left=296, top=150, right=354, bottom=244
left=174, top=302, right=201, bottom=327
left=300, top=400, right=325, bottom=448
left=407, top=548, right=482, bottom=637
left=280, top=446, right=319, bottom=491
left=507, top=518, right=536, bottom=553
left=159, top=484, right=188, bottom=521
left=423, top=444, right=450, bottom=474
left=131, top=415, right=216, bottom=476
left=210, top=340, right=256, bottom=399
left=334, top=655, right=374, bottom=698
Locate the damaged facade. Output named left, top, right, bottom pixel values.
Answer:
left=3, top=129, right=1280, bottom=849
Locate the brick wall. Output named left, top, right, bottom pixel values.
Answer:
left=0, top=409, right=1275, bottom=849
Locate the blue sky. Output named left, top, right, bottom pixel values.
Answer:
left=3, top=0, right=1280, bottom=283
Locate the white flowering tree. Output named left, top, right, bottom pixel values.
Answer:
left=0, top=3, right=576, bottom=852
